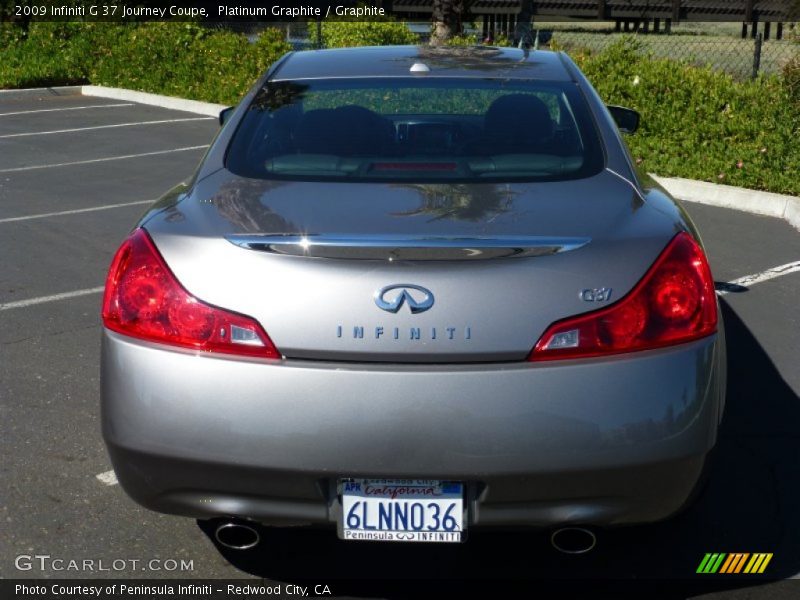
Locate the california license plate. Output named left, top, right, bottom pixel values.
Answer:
left=339, top=479, right=464, bottom=543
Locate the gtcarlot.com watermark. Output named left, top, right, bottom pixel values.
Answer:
left=15, top=554, right=194, bottom=573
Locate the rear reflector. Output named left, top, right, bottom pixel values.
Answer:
left=102, top=229, right=280, bottom=359
left=529, top=232, right=717, bottom=361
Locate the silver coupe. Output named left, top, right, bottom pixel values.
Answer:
left=101, top=45, right=725, bottom=553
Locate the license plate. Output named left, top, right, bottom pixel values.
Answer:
left=339, top=479, right=464, bottom=543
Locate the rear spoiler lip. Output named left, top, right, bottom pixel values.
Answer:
left=225, top=234, right=591, bottom=260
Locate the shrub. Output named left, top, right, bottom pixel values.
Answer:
left=0, top=22, right=290, bottom=105
left=87, top=24, right=290, bottom=104
left=783, top=55, right=800, bottom=105
left=313, top=20, right=417, bottom=48
left=572, top=38, right=800, bottom=195
left=0, top=22, right=95, bottom=87
left=0, top=22, right=26, bottom=47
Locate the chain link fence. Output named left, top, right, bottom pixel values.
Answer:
left=538, top=30, right=798, bottom=80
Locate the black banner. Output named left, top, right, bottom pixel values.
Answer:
left=1, top=0, right=797, bottom=23
left=6, top=578, right=800, bottom=599
left=3, top=1, right=395, bottom=22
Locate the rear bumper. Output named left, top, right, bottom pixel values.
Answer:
left=101, top=328, right=725, bottom=528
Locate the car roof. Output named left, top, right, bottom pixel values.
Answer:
left=271, top=45, right=574, bottom=82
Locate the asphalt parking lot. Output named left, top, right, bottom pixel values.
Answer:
left=1, top=92, right=799, bottom=598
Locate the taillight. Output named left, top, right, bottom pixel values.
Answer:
left=102, top=229, right=280, bottom=359
left=529, top=232, right=717, bottom=361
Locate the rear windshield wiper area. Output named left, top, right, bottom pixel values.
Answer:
left=468, top=154, right=584, bottom=177
left=262, top=154, right=585, bottom=179
left=263, top=155, right=472, bottom=179
left=264, top=154, right=362, bottom=177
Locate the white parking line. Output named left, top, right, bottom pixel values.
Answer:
left=0, top=103, right=134, bottom=117
left=717, top=261, right=800, bottom=295
left=0, top=144, right=209, bottom=173
left=95, top=470, right=119, bottom=486
left=0, top=199, right=153, bottom=224
left=0, top=287, right=104, bottom=311
left=0, top=117, right=213, bottom=139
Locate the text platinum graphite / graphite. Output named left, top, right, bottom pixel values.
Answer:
left=221, top=5, right=387, bottom=17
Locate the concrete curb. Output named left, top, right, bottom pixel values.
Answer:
left=81, top=85, right=226, bottom=117
left=651, top=175, right=800, bottom=232
left=0, top=86, right=82, bottom=101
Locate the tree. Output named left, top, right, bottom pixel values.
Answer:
left=430, top=0, right=464, bottom=45
left=513, top=0, right=535, bottom=48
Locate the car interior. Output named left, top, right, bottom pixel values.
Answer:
left=232, top=87, right=590, bottom=179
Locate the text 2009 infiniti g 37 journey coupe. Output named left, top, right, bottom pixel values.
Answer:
left=101, top=45, right=725, bottom=549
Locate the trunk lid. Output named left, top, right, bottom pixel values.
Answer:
left=143, top=170, right=677, bottom=362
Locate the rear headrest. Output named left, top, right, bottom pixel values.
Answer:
left=484, top=94, right=555, bottom=149
left=293, top=109, right=338, bottom=154
left=293, top=106, right=393, bottom=155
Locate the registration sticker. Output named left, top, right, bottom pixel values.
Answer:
left=339, top=479, right=464, bottom=543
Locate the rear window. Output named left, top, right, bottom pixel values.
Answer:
left=226, top=78, right=604, bottom=183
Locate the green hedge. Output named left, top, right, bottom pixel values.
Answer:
left=312, top=20, right=417, bottom=48
left=568, top=38, right=799, bottom=196
left=88, top=23, right=290, bottom=104
left=0, top=22, right=94, bottom=87
left=0, top=22, right=290, bottom=105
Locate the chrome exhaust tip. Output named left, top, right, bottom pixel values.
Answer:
left=214, top=521, right=260, bottom=550
left=550, top=527, right=597, bottom=554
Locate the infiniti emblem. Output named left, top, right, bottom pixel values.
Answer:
left=374, top=284, right=435, bottom=314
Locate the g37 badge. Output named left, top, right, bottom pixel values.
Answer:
left=580, top=288, right=613, bottom=302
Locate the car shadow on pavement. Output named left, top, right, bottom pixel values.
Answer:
left=198, top=300, right=800, bottom=598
